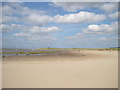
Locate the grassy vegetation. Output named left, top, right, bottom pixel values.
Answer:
left=37, top=48, right=119, bottom=51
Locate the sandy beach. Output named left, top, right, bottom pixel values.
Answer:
left=2, top=50, right=118, bottom=88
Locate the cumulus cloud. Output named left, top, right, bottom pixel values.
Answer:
left=2, top=2, right=60, bottom=42
left=99, top=37, right=118, bottom=47
left=13, top=33, right=31, bottom=37
left=108, top=12, right=118, bottom=19
left=27, top=35, right=57, bottom=41
left=51, top=2, right=102, bottom=12
left=25, top=26, right=60, bottom=34
left=2, top=16, right=20, bottom=23
left=1, top=23, right=60, bottom=34
left=52, top=2, right=117, bottom=12
left=2, top=2, right=118, bottom=48
left=100, top=3, right=118, bottom=12
left=0, top=7, right=2, bottom=24
left=53, top=11, right=106, bottom=23
left=83, top=22, right=118, bottom=35
left=25, top=14, right=52, bottom=25
left=66, top=31, right=118, bottom=48
left=14, top=33, right=57, bottom=41
left=100, top=37, right=118, bottom=41
left=13, top=25, right=60, bottom=40
left=99, top=37, right=118, bottom=42
left=2, top=2, right=25, bottom=16
left=2, top=2, right=108, bottom=26
left=2, top=2, right=51, bottom=25
left=1, top=24, right=23, bottom=33
left=2, top=5, right=16, bottom=15
left=65, top=21, right=118, bottom=48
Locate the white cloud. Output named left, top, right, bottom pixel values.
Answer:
left=84, top=24, right=112, bottom=32
left=100, top=37, right=118, bottom=41
left=99, top=37, right=117, bottom=41
left=1, top=24, right=23, bottom=33
left=99, top=37, right=118, bottom=47
left=26, top=14, right=52, bottom=25
left=2, top=16, right=20, bottom=23
left=28, top=35, right=57, bottom=41
left=43, top=26, right=60, bottom=32
left=1, top=23, right=60, bottom=34
left=100, top=3, right=117, bottom=12
left=83, top=22, right=118, bottom=35
left=65, top=21, right=118, bottom=48
left=2, top=2, right=118, bottom=48
left=13, top=33, right=31, bottom=37
left=52, top=2, right=117, bottom=12
left=14, top=33, right=57, bottom=41
left=13, top=25, right=60, bottom=41
left=51, top=2, right=103, bottom=12
left=66, top=32, right=118, bottom=48
left=28, top=26, right=60, bottom=33
left=0, top=24, right=3, bottom=33
left=3, top=2, right=110, bottom=26
left=108, top=12, right=118, bottom=19
left=53, top=11, right=106, bottom=23
left=2, top=5, right=15, bottom=15
left=100, top=37, right=107, bottom=40
left=2, top=2, right=51, bottom=25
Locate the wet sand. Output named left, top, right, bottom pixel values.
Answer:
left=2, top=50, right=118, bottom=88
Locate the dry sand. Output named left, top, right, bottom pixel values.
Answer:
left=2, top=50, right=118, bottom=88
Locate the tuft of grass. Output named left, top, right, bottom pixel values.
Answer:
left=17, top=52, right=26, bottom=54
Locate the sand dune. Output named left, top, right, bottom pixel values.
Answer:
left=2, top=50, right=118, bottom=88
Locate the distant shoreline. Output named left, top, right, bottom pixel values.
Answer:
left=1, top=47, right=119, bottom=50
left=1, top=48, right=118, bottom=57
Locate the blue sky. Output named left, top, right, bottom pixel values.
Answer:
left=1, top=2, right=118, bottom=49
